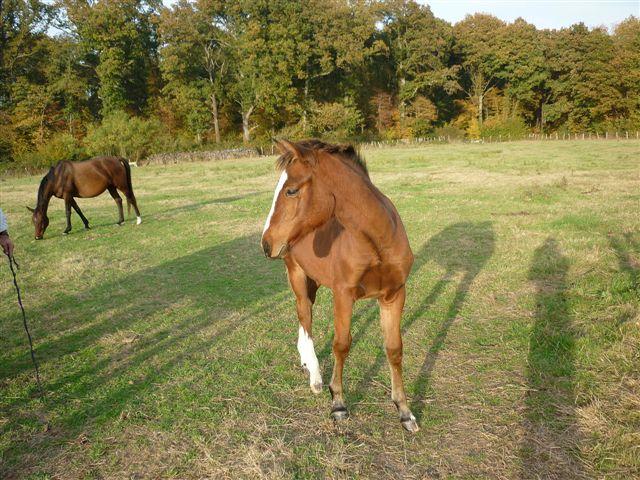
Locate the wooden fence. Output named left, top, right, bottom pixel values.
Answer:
left=360, top=130, right=640, bottom=149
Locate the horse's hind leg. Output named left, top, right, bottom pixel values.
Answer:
left=379, top=286, right=419, bottom=432
left=126, top=192, right=141, bottom=225
left=107, top=186, right=125, bottom=225
left=70, top=198, right=90, bottom=229
left=329, top=290, right=354, bottom=420
left=286, top=260, right=322, bottom=393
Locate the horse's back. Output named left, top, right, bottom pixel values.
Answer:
left=60, top=156, right=127, bottom=198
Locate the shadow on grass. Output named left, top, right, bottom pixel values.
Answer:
left=45, top=191, right=267, bottom=235
left=0, top=233, right=287, bottom=477
left=155, top=191, right=266, bottom=218
left=519, top=238, right=584, bottom=479
left=342, top=222, right=495, bottom=420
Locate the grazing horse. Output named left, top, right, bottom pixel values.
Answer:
left=27, top=156, right=141, bottom=239
left=261, top=139, right=418, bottom=432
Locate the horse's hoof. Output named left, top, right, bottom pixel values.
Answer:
left=84, top=225, right=90, bottom=230
left=401, top=413, right=419, bottom=433
left=310, top=381, right=323, bottom=394
left=331, top=406, right=349, bottom=421
left=136, top=216, right=142, bottom=225
left=117, top=222, right=124, bottom=227
left=62, top=231, right=69, bottom=236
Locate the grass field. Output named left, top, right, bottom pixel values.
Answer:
left=1, top=140, right=638, bottom=479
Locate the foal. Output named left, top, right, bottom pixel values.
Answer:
left=28, top=156, right=141, bottom=239
left=261, top=139, right=418, bottom=432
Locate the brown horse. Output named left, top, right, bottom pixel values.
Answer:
left=261, top=139, right=418, bottom=432
left=27, top=156, right=141, bottom=239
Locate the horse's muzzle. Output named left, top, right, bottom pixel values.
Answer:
left=262, top=240, right=288, bottom=259
left=261, top=239, right=271, bottom=258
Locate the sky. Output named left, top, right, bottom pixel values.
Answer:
left=163, top=0, right=639, bottom=31
left=423, top=0, right=639, bottom=30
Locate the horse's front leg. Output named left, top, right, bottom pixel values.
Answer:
left=379, top=286, right=419, bottom=432
left=286, top=260, right=322, bottom=393
left=70, top=198, right=90, bottom=229
left=329, top=290, right=354, bottom=421
left=63, top=197, right=72, bottom=235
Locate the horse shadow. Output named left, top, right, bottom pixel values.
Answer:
left=343, top=221, right=495, bottom=420
left=0, top=233, right=288, bottom=475
left=519, top=238, right=583, bottom=478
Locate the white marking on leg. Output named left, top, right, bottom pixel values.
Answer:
left=297, top=325, right=322, bottom=391
left=263, top=171, right=287, bottom=234
left=136, top=216, right=142, bottom=225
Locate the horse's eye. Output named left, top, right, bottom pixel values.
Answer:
left=286, top=188, right=300, bottom=197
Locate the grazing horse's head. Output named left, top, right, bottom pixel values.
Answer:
left=27, top=206, right=48, bottom=240
left=261, top=140, right=335, bottom=259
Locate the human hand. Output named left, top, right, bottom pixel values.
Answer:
left=0, top=232, right=14, bottom=258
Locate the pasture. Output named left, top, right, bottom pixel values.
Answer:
left=1, top=140, right=638, bottom=479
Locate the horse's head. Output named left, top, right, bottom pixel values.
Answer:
left=261, top=140, right=335, bottom=259
left=27, top=206, right=48, bottom=240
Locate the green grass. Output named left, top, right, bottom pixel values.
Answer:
left=1, top=140, right=638, bottom=479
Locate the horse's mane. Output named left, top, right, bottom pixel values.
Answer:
left=36, top=168, right=54, bottom=208
left=276, top=139, right=369, bottom=178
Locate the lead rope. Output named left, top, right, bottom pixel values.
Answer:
left=7, top=254, right=45, bottom=398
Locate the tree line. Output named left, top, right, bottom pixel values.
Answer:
left=1, top=0, right=638, bottom=169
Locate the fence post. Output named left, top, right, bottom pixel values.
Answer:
left=626, top=131, right=629, bottom=140
left=606, top=131, right=608, bottom=140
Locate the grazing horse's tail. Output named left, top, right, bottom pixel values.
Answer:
left=120, top=158, right=134, bottom=215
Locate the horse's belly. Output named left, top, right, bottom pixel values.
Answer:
left=76, top=183, right=104, bottom=198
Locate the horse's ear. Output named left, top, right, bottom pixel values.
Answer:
left=275, top=139, right=316, bottom=166
left=26, top=206, right=35, bottom=213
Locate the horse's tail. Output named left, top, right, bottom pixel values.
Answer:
left=120, top=158, right=134, bottom=215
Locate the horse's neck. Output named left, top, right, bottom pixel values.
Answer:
left=37, top=179, right=53, bottom=215
left=323, top=162, right=397, bottom=253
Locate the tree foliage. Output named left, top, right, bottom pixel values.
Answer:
left=1, top=0, right=639, bottom=167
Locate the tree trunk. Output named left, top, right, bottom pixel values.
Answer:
left=478, top=92, right=484, bottom=127
left=211, top=91, right=220, bottom=144
left=399, top=77, right=406, bottom=119
left=242, top=105, right=254, bottom=144
left=302, top=77, right=309, bottom=132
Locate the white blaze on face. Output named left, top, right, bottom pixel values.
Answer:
left=263, top=171, right=288, bottom=234
left=297, top=325, right=322, bottom=388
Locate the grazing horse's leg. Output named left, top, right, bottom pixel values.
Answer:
left=329, top=290, right=354, bottom=420
left=379, top=286, right=419, bottom=432
left=63, top=196, right=73, bottom=234
left=108, top=186, right=125, bottom=225
left=125, top=192, right=142, bottom=225
left=286, top=260, right=322, bottom=393
left=70, top=198, right=90, bottom=229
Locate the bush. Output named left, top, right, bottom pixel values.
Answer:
left=13, top=133, right=85, bottom=171
left=480, top=116, right=529, bottom=139
left=405, top=96, right=438, bottom=137
left=310, top=101, right=364, bottom=139
left=84, top=111, right=173, bottom=162
left=433, top=124, right=466, bottom=141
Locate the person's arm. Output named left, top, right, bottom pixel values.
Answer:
left=0, top=209, right=14, bottom=257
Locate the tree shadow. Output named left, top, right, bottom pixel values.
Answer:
left=0, top=232, right=288, bottom=476
left=44, top=191, right=267, bottom=234
left=348, top=222, right=495, bottom=420
left=609, top=231, right=639, bottom=313
left=153, top=191, right=266, bottom=218
left=519, top=238, right=584, bottom=479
